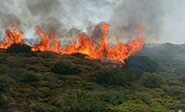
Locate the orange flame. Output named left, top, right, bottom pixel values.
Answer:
left=61, top=22, right=146, bottom=63
left=0, top=21, right=146, bottom=63
left=0, top=26, right=24, bottom=49
left=31, top=26, right=61, bottom=53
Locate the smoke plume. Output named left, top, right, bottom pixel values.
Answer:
left=0, top=0, right=184, bottom=43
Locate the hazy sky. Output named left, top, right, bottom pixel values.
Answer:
left=0, top=0, right=185, bottom=44
left=162, top=0, right=185, bottom=44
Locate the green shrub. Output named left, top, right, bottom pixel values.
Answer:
left=52, top=61, right=82, bottom=75
left=53, top=90, right=106, bottom=112
left=93, top=68, right=138, bottom=86
left=59, top=75, right=82, bottom=87
left=38, top=51, right=59, bottom=59
left=142, top=73, right=165, bottom=88
left=6, top=44, right=32, bottom=53
left=139, top=92, right=152, bottom=104
left=4, top=57, right=44, bottom=69
left=0, top=94, right=8, bottom=109
left=0, top=75, right=16, bottom=92
left=179, top=75, right=185, bottom=84
left=165, top=85, right=185, bottom=96
left=109, top=100, right=168, bottom=112
left=124, top=56, right=162, bottom=73
left=97, top=90, right=129, bottom=105
left=30, top=102, right=58, bottom=112
left=175, top=66, right=185, bottom=75
left=21, top=72, right=40, bottom=84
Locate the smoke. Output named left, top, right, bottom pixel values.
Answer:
left=0, top=0, right=77, bottom=42
left=0, top=0, right=184, bottom=44
left=108, top=0, right=164, bottom=43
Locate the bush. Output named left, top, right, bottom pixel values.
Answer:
left=93, top=68, right=139, bottom=86
left=97, top=90, right=129, bottom=105
left=6, top=44, right=37, bottom=57
left=38, top=51, right=59, bottom=59
left=21, top=72, right=40, bottom=84
left=30, top=102, right=58, bottom=112
left=142, top=73, right=165, bottom=88
left=52, top=61, right=82, bottom=75
left=124, top=56, right=162, bottom=73
left=6, top=44, right=32, bottom=53
left=0, top=75, right=16, bottom=92
left=53, top=90, right=106, bottom=112
left=109, top=100, right=168, bottom=112
left=0, top=94, right=8, bottom=108
left=179, top=75, right=185, bottom=84
left=165, top=85, right=185, bottom=96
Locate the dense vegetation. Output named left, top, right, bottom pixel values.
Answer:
left=0, top=43, right=185, bottom=112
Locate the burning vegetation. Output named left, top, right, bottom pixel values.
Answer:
left=0, top=21, right=145, bottom=63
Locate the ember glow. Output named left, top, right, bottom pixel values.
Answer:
left=0, top=21, right=146, bottom=63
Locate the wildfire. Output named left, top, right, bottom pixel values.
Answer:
left=0, top=21, right=146, bottom=63
left=0, top=26, right=25, bottom=49
left=31, top=26, right=61, bottom=53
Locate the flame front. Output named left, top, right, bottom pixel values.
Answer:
left=0, top=22, right=146, bottom=63
left=31, top=26, right=61, bottom=53
left=61, top=22, right=146, bottom=63
left=0, top=27, right=25, bottom=49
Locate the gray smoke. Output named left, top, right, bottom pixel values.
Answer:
left=0, top=0, right=185, bottom=44
left=0, top=0, right=79, bottom=42
left=109, top=0, right=164, bottom=43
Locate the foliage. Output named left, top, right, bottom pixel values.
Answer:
left=21, top=72, right=40, bottom=84
left=124, top=56, right=162, bottom=73
left=109, top=100, right=167, bottom=112
left=0, top=75, right=16, bottom=92
left=6, top=43, right=31, bottom=53
left=53, top=90, right=106, bottom=112
left=1, top=43, right=185, bottom=111
left=52, top=61, right=82, bottom=75
left=141, top=73, right=165, bottom=88
left=93, top=68, right=139, bottom=86
left=164, top=85, right=185, bottom=96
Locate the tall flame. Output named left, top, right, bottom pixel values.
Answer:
left=0, top=21, right=146, bottom=63
left=31, top=26, right=61, bottom=53
left=0, top=27, right=24, bottom=49
left=61, top=21, right=145, bottom=63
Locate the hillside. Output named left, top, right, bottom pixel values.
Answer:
left=1, top=43, right=185, bottom=112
